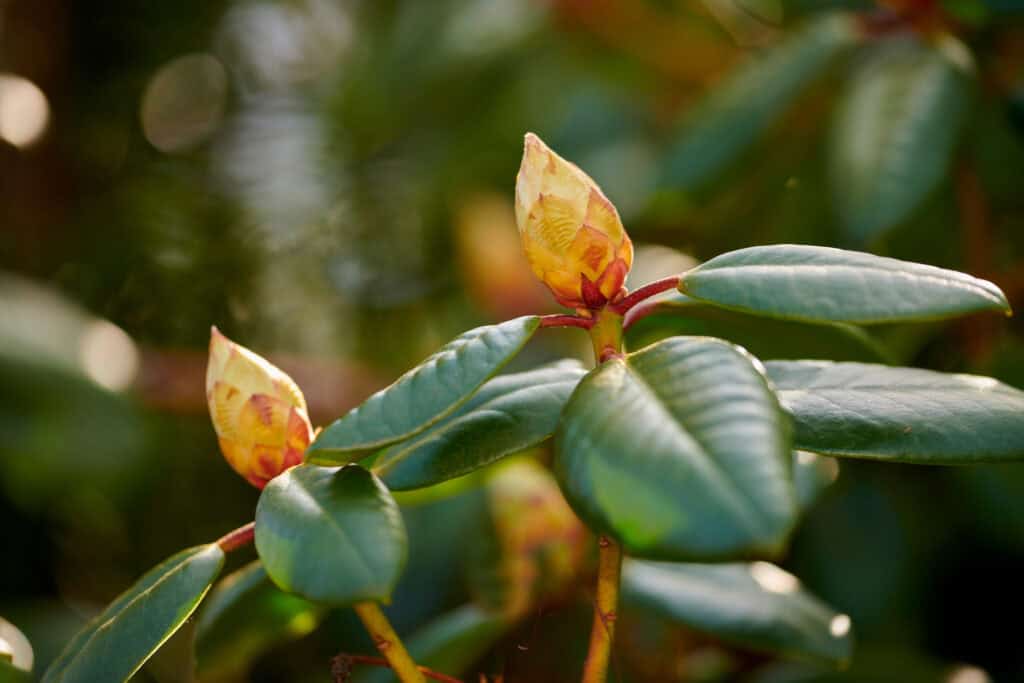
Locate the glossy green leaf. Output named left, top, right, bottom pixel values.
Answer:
left=766, top=361, right=1024, bottom=463
left=623, top=559, right=853, bottom=666
left=624, top=294, right=889, bottom=362
left=43, top=544, right=224, bottom=683
left=555, top=337, right=795, bottom=561
left=309, top=316, right=541, bottom=462
left=829, top=37, right=971, bottom=243
left=255, top=464, right=407, bottom=604
left=352, top=604, right=510, bottom=683
left=196, top=561, right=324, bottom=679
left=373, top=361, right=587, bottom=490
left=679, top=244, right=1009, bottom=324
left=661, top=14, right=856, bottom=190
left=792, top=451, right=839, bottom=511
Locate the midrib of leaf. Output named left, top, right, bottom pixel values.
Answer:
left=56, top=547, right=218, bottom=682
left=284, top=475, right=379, bottom=587
left=372, top=379, right=571, bottom=477
left=619, top=356, right=770, bottom=539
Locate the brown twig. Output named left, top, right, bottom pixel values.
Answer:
left=330, top=654, right=463, bottom=683
left=580, top=536, right=623, bottom=683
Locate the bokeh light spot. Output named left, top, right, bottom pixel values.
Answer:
left=141, top=53, right=227, bottom=153
left=0, top=74, right=49, bottom=149
left=79, top=320, right=140, bottom=392
left=750, top=561, right=799, bottom=594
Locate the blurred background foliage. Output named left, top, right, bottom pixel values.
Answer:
left=3, top=0, right=1024, bottom=681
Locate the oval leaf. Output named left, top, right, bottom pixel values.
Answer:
left=373, top=360, right=587, bottom=490
left=661, top=14, right=856, bottom=190
left=625, top=294, right=889, bottom=362
left=196, top=561, right=324, bottom=679
left=352, top=605, right=510, bottom=683
left=309, top=317, right=541, bottom=462
left=623, top=559, right=853, bottom=666
left=766, top=360, right=1024, bottom=463
left=43, top=544, right=224, bottom=683
left=555, top=337, right=796, bottom=561
left=255, top=464, right=407, bottom=604
left=830, top=37, right=971, bottom=243
left=679, top=244, right=1009, bottom=324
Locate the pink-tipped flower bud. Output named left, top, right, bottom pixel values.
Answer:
left=206, top=327, right=313, bottom=489
left=515, top=132, right=634, bottom=310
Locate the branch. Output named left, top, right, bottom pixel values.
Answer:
left=331, top=654, right=463, bottom=683
left=216, top=522, right=255, bottom=553
left=540, top=314, right=595, bottom=330
left=607, top=276, right=681, bottom=315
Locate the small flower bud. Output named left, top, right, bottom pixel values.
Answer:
left=515, top=132, right=634, bottom=310
left=206, top=327, right=313, bottom=489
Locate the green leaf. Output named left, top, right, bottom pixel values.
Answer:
left=43, top=544, right=224, bottom=683
left=829, top=37, right=971, bottom=243
left=255, top=464, right=407, bottom=604
left=372, top=361, right=587, bottom=490
left=309, top=317, right=541, bottom=462
left=623, top=559, right=853, bottom=666
left=555, top=337, right=795, bottom=561
left=624, top=294, right=889, bottom=362
left=766, top=360, right=1024, bottom=463
left=793, top=451, right=839, bottom=511
left=196, top=561, right=324, bottom=679
left=661, top=14, right=856, bottom=190
left=352, top=605, right=510, bottom=683
left=679, top=244, right=1010, bottom=324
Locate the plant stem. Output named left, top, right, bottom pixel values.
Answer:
left=331, top=655, right=462, bottom=683
left=588, top=309, right=624, bottom=364
left=216, top=521, right=255, bottom=553
left=581, top=536, right=623, bottom=683
left=607, top=275, right=681, bottom=315
left=540, top=313, right=596, bottom=330
left=580, top=310, right=626, bottom=683
left=352, top=601, right=427, bottom=683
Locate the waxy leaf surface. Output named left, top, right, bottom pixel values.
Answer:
left=555, top=337, right=795, bottom=561
left=625, top=294, right=888, bottom=362
left=373, top=360, right=587, bottom=490
left=680, top=245, right=1009, bottom=324
left=309, top=316, right=541, bottom=462
left=623, top=559, right=852, bottom=665
left=255, top=464, right=407, bottom=604
left=767, top=360, right=1024, bottom=463
left=43, top=544, right=224, bottom=683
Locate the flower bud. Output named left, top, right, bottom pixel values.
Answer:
left=206, top=327, right=313, bottom=489
left=515, top=132, right=633, bottom=310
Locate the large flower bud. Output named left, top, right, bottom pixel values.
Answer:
left=206, top=327, right=313, bottom=489
left=515, top=133, right=633, bottom=310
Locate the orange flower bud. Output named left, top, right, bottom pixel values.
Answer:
left=206, top=327, right=313, bottom=489
left=514, top=132, right=633, bottom=310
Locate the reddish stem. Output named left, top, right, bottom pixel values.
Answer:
left=621, top=299, right=665, bottom=331
left=216, top=522, right=255, bottom=553
left=607, top=276, right=681, bottom=315
left=540, top=314, right=595, bottom=330
left=331, top=655, right=463, bottom=683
